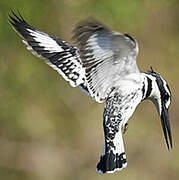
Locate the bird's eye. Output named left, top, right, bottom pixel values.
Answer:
left=164, top=92, right=169, bottom=101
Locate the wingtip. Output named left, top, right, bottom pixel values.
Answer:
left=72, top=17, right=108, bottom=43
left=8, top=10, right=26, bottom=26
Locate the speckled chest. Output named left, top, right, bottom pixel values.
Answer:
left=105, top=86, right=143, bottom=126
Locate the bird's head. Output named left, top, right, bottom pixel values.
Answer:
left=145, top=67, right=172, bottom=150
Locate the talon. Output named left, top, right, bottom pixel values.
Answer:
left=123, top=123, right=128, bottom=134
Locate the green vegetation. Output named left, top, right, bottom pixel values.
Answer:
left=0, top=0, right=179, bottom=179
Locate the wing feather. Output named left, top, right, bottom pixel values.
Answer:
left=73, top=19, right=139, bottom=102
left=9, top=11, right=85, bottom=87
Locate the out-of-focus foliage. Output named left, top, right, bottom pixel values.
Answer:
left=0, top=0, right=179, bottom=180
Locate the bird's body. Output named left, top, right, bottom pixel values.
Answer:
left=9, top=12, right=172, bottom=174
left=97, top=73, right=151, bottom=173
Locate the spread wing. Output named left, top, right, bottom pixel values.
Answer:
left=9, top=11, right=85, bottom=87
left=73, top=20, right=139, bottom=102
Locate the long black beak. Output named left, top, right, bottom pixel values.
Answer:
left=160, top=105, right=172, bottom=150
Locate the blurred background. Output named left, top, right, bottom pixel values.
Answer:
left=0, top=0, right=179, bottom=180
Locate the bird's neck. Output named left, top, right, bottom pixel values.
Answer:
left=141, top=72, right=157, bottom=101
left=109, top=72, right=156, bottom=105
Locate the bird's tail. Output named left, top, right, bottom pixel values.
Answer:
left=96, top=131, right=127, bottom=174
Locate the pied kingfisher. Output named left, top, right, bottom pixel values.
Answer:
left=9, top=11, right=172, bottom=174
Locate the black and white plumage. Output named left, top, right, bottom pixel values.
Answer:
left=73, top=21, right=139, bottom=102
left=9, top=12, right=172, bottom=174
left=9, top=11, right=86, bottom=88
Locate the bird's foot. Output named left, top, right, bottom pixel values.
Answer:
left=123, top=123, right=128, bottom=134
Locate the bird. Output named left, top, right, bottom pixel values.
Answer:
left=9, top=11, right=172, bottom=174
